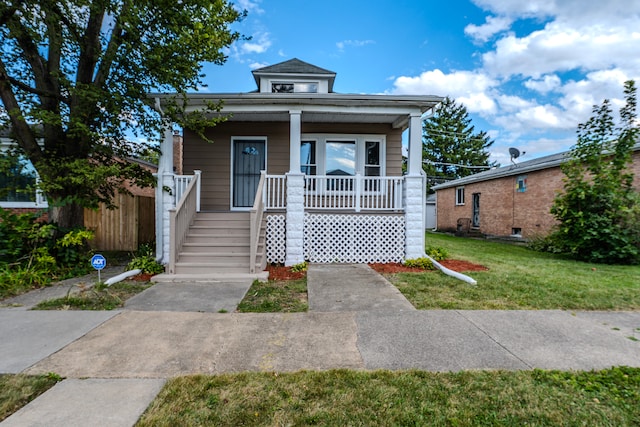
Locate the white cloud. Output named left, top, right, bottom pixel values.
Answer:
left=336, top=39, right=375, bottom=52
left=234, top=0, right=264, bottom=14
left=524, top=74, right=561, bottom=94
left=238, top=32, right=272, bottom=55
left=390, top=69, right=499, bottom=115
left=249, top=61, right=268, bottom=70
left=464, top=16, right=512, bottom=42
left=483, top=23, right=640, bottom=79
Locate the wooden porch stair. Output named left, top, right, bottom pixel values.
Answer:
left=174, top=212, right=266, bottom=276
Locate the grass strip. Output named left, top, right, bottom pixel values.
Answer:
left=237, top=278, right=307, bottom=313
left=137, top=367, right=640, bottom=426
left=33, top=281, right=153, bottom=311
left=0, top=373, right=62, bottom=422
left=390, top=233, right=640, bottom=310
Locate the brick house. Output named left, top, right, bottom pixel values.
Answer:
left=432, top=144, right=640, bottom=240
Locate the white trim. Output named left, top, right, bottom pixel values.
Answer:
left=230, top=136, right=268, bottom=211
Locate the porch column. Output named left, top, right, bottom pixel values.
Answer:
left=289, top=110, right=301, bottom=172
left=285, top=172, right=305, bottom=266
left=285, top=110, right=305, bottom=266
left=405, top=112, right=425, bottom=259
left=407, top=112, right=423, bottom=176
left=156, top=124, right=176, bottom=264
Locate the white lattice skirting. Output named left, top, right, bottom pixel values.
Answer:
left=266, top=214, right=287, bottom=264
left=265, top=213, right=405, bottom=264
left=304, top=213, right=405, bottom=263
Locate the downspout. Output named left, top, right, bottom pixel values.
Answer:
left=420, top=106, right=476, bottom=285
left=153, top=97, right=165, bottom=263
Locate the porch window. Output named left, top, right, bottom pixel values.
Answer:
left=300, top=140, right=316, bottom=175
left=365, top=141, right=381, bottom=177
left=326, top=141, right=355, bottom=177
left=455, top=186, right=465, bottom=205
left=300, top=134, right=385, bottom=177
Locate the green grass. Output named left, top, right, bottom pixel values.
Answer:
left=137, top=367, right=640, bottom=426
left=389, top=232, right=640, bottom=310
left=237, top=278, right=307, bottom=313
left=0, top=373, right=62, bottom=422
left=33, top=281, right=153, bottom=311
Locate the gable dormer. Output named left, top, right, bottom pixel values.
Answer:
left=251, top=58, right=336, bottom=94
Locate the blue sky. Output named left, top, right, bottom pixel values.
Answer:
left=199, top=0, right=640, bottom=166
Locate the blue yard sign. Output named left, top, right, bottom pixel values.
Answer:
left=91, top=254, right=106, bottom=282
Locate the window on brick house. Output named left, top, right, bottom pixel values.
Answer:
left=0, top=149, right=47, bottom=208
left=455, top=186, right=465, bottom=205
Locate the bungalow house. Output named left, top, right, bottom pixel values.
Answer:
left=152, top=58, right=443, bottom=277
left=431, top=144, right=640, bottom=240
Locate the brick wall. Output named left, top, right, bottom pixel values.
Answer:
left=1, top=208, right=48, bottom=222
left=436, top=149, right=640, bottom=239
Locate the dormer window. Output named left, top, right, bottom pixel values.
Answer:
left=271, top=82, right=318, bottom=93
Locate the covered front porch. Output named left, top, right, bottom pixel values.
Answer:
left=164, top=170, right=423, bottom=275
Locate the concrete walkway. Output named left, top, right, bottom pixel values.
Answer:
left=1, top=264, right=640, bottom=426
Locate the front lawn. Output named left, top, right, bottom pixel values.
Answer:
left=0, top=374, right=62, bottom=422
left=236, top=278, right=307, bottom=313
left=137, top=367, right=640, bottom=426
left=389, top=233, right=640, bottom=310
left=33, top=281, right=153, bottom=311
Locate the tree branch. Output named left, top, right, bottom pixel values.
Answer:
left=94, top=1, right=131, bottom=90
left=0, top=58, right=43, bottom=163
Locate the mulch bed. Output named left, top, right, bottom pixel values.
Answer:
left=266, top=259, right=487, bottom=280
left=266, top=264, right=307, bottom=281
left=369, top=259, right=488, bottom=274
left=130, top=273, right=156, bottom=282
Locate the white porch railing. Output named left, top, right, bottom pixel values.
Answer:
left=173, top=171, right=201, bottom=210
left=250, top=171, right=267, bottom=273
left=168, top=171, right=201, bottom=274
left=264, top=174, right=404, bottom=211
left=265, top=174, right=287, bottom=209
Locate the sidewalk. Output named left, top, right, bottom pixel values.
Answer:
left=1, top=264, right=640, bottom=426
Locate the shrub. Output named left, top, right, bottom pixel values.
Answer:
left=549, top=81, right=640, bottom=265
left=127, top=244, right=164, bottom=274
left=403, top=257, right=435, bottom=270
left=426, top=246, right=449, bottom=261
left=290, top=262, right=308, bottom=273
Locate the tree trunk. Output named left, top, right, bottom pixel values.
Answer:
left=49, top=202, right=85, bottom=229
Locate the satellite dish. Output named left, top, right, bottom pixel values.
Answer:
left=509, top=147, right=525, bottom=167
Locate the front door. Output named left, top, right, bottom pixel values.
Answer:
left=472, top=193, right=480, bottom=228
left=232, top=139, right=266, bottom=208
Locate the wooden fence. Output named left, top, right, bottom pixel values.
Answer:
left=84, top=193, right=155, bottom=251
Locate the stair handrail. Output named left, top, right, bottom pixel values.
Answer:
left=169, top=171, right=200, bottom=274
left=249, top=170, right=267, bottom=273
